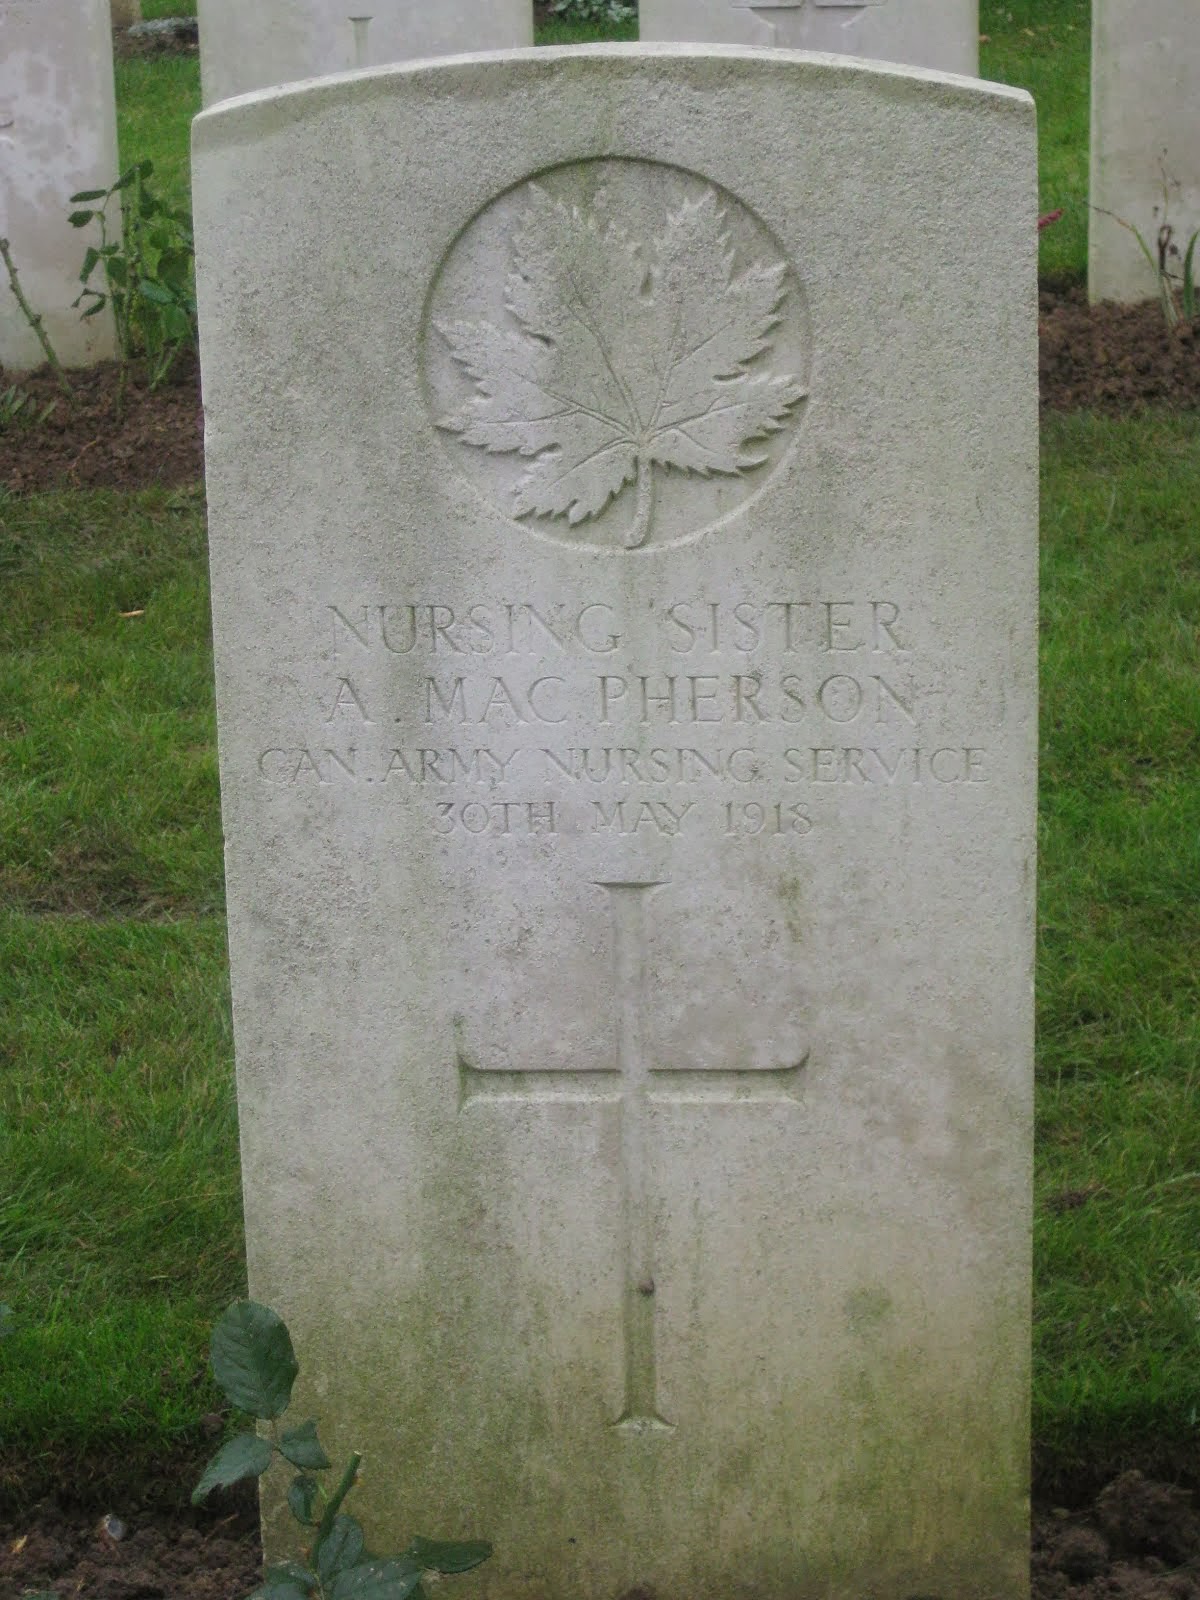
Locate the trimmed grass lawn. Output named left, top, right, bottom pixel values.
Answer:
left=3, top=0, right=1199, bottom=1513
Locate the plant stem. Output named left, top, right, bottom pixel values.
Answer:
left=626, top=455, right=654, bottom=548
left=310, top=1452, right=362, bottom=1563
left=0, top=238, right=74, bottom=396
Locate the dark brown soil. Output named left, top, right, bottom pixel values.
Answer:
left=1039, top=286, right=1200, bottom=413
left=0, top=354, right=203, bottom=495
left=5, top=1472, right=1200, bottom=1600
left=1, top=1500, right=259, bottom=1600
left=1, top=289, right=1196, bottom=498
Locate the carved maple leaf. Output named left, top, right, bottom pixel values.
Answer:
left=437, top=185, right=806, bottom=547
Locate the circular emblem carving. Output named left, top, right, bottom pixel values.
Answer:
left=423, top=158, right=811, bottom=552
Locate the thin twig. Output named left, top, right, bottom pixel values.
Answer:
left=0, top=237, right=75, bottom=396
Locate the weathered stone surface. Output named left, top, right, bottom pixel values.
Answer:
left=0, top=0, right=119, bottom=371
left=1089, top=0, right=1200, bottom=304
left=640, top=0, right=978, bottom=75
left=196, top=0, right=533, bottom=106
left=194, top=45, right=1037, bottom=1600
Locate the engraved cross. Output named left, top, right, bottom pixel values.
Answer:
left=458, top=880, right=807, bottom=1434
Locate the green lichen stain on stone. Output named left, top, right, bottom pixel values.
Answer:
left=776, top=874, right=806, bottom=945
left=844, top=1283, right=894, bottom=1334
left=811, top=1306, right=1030, bottom=1600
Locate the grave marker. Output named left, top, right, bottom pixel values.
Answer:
left=196, top=0, right=533, bottom=107
left=0, top=0, right=119, bottom=371
left=1089, top=0, right=1200, bottom=304
left=640, top=0, right=979, bottom=75
left=194, top=45, right=1037, bottom=1600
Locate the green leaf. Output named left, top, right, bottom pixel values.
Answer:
left=112, top=164, right=147, bottom=192
left=138, top=280, right=175, bottom=306
left=80, top=299, right=108, bottom=318
left=287, top=1474, right=320, bottom=1525
left=278, top=1419, right=331, bottom=1471
left=316, top=1515, right=365, bottom=1580
left=161, top=305, right=191, bottom=339
left=262, top=1561, right=320, bottom=1587
left=249, top=1582, right=314, bottom=1600
left=406, top=1539, right=493, bottom=1575
left=69, top=188, right=109, bottom=203
left=105, top=257, right=128, bottom=287
left=330, top=1559, right=424, bottom=1600
left=191, top=1432, right=274, bottom=1504
left=210, top=1301, right=299, bottom=1419
left=157, top=250, right=192, bottom=286
left=79, top=246, right=100, bottom=281
left=68, top=210, right=95, bottom=228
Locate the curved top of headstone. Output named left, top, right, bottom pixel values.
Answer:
left=193, top=41, right=1029, bottom=130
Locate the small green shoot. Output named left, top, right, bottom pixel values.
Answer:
left=194, top=1301, right=492, bottom=1600
left=0, top=384, right=57, bottom=433
left=1093, top=161, right=1200, bottom=328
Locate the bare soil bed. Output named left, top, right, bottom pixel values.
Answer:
left=4, top=1472, right=1200, bottom=1600
left=1038, top=286, right=1200, bottom=413
left=2, top=291, right=1197, bottom=496
left=0, top=353, right=202, bottom=495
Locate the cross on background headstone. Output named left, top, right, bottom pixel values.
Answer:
left=644, top=0, right=971, bottom=76
left=731, top=0, right=888, bottom=43
left=459, top=880, right=807, bottom=1433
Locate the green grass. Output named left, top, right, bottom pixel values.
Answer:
left=980, top=0, right=1090, bottom=283
left=4, top=3, right=1200, bottom=1516
left=115, top=57, right=201, bottom=214
left=0, top=488, right=220, bottom=917
left=1034, top=412, right=1200, bottom=1490
left=536, top=17, right=639, bottom=45
left=0, top=911, right=241, bottom=1507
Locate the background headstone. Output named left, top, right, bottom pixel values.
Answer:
left=639, top=0, right=979, bottom=76
left=197, top=0, right=534, bottom=106
left=195, top=45, right=1036, bottom=1600
left=1089, top=0, right=1200, bottom=304
left=0, top=0, right=119, bottom=372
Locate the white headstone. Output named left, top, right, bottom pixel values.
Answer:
left=0, top=0, right=119, bottom=372
left=196, top=0, right=533, bottom=107
left=640, top=0, right=978, bottom=76
left=195, top=45, right=1036, bottom=1600
left=1089, top=0, right=1200, bottom=304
